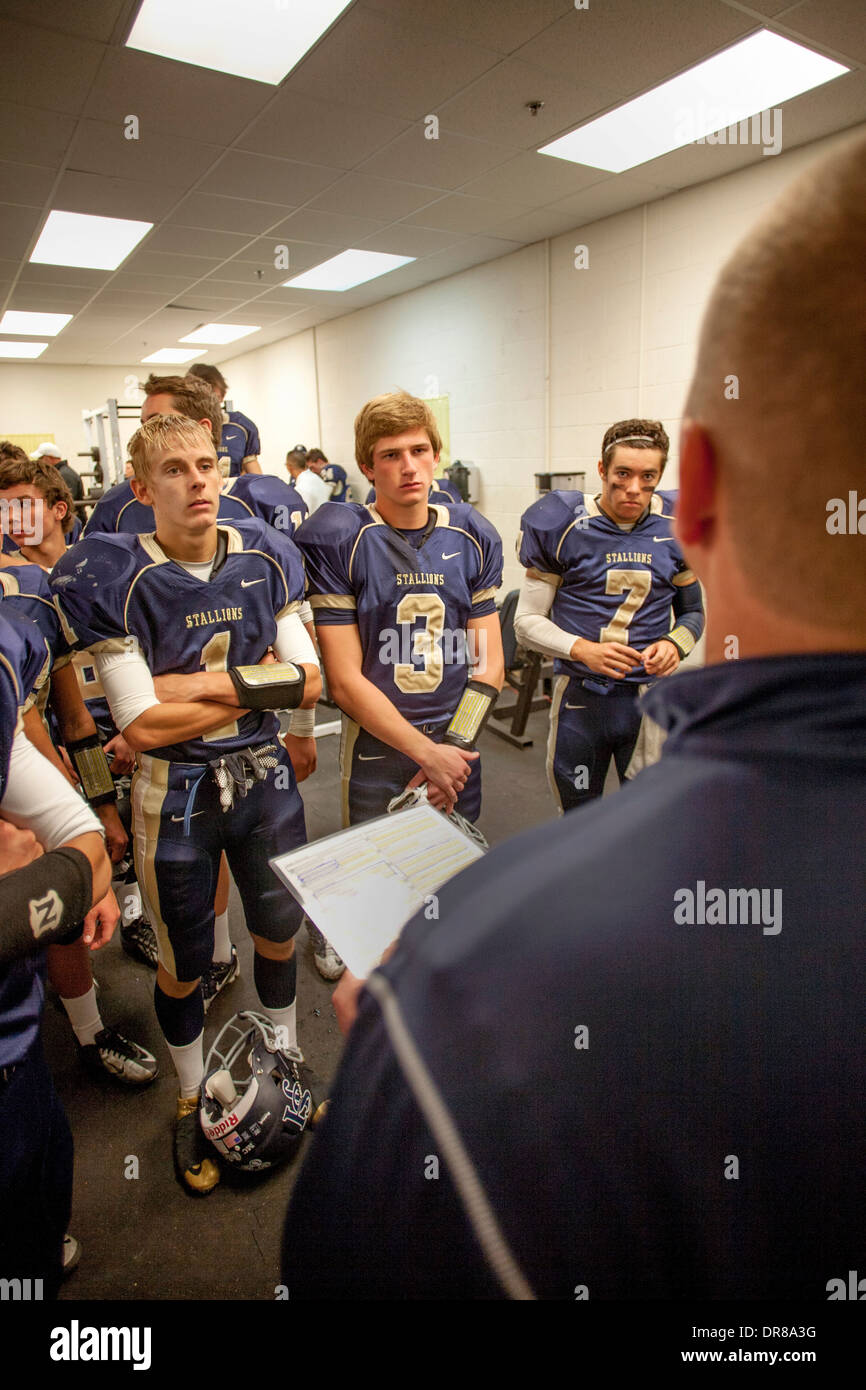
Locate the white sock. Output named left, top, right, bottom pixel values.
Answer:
left=168, top=1033, right=205, bottom=1099
left=212, top=910, right=232, bottom=964
left=263, top=1001, right=297, bottom=1051
left=117, top=882, right=142, bottom=921
left=62, top=986, right=102, bottom=1046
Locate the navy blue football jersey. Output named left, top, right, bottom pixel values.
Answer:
left=519, top=489, right=701, bottom=682
left=222, top=410, right=261, bottom=478
left=296, top=501, right=502, bottom=726
left=0, top=565, right=70, bottom=672
left=50, top=519, right=305, bottom=763
left=85, top=476, right=307, bottom=540
left=320, top=464, right=348, bottom=502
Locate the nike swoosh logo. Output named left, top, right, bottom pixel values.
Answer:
left=442, top=551, right=461, bottom=560
left=652, top=536, right=674, bottom=542
left=171, top=812, right=204, bottom=821
left=564, top=703, right=585, bottom=710
left=240, top=577, right=266, bottom=587
left=358, top=754, right=386, bottom=761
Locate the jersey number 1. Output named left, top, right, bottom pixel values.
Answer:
left=200, top=631, right=240, bottom=741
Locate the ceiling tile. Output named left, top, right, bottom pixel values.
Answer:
left=0, top=0, right=126, bottom=43
left=359, top=127, right=518, bottom=190
left=783, top=0, right=866, bottom=63
left=542, top=175, right=674, bottom=232
left=166, top=192, right=293, bottom=235
left=360, top=0, right=575, bottom=55
left=163, top=293, right=252, bottom=312
left=67, top=119, right=222, bottom=188
left=308, top=172, right=443, bottom=220
left=198, top=151, right=342, bottom=205
left=0, top=104, right=77, bottom=165
left=7, top=284, right=94, bottom=312
left=83, top=48, right=272, bottom=146
left=237, top=88, right=409, bottom=168
left=355, top=224, right=464, bottom=257
left=287, top=4, right=501, bottom=120
left=0, top=162, right=56, bottom=207
left=17, top=262, right=110, bottom=290
left=200, top=262, right=293, bottom=290
left=402, top=193, right=519, bottom=234
left=459, top=150, right=606, bottom=205
left=53, top=169, right=177, bottom=222
left=513, top=0, right=752, bottom=98
left=0, top=19, right=105, bottom=116
left=0, top=203, right=43, bottom=258
left=107, top=271, right=205, bottom=297
left=141, top=224, right=255, bottom=260
left=270, top=208, right=387, bottom=247
left=437, top=60, right=617, bottom=149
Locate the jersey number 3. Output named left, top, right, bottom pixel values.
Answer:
left=599, top=569, right=651, bottom=644
left=394, top=594, right=445, bottom=693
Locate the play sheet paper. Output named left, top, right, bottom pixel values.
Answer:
left=270, top=805, right=484, bottom=978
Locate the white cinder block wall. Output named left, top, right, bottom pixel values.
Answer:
left=0, top=364, right=144, bottom=485
left=219, top=124, right=862, bottom=596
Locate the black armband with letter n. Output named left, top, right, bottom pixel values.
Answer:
left=229, top=661, right=305, bottom=710
left=443, top=680, right=499, bottom=750
left=67, top=734, right=116, bottom=807
left=0, top=846, right=92, bottom=967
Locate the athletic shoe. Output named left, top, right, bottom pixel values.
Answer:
left=79, top=1027, right=159, bottom=1086
left=307, top=922, right=345, bottom=981
left=61, top=1234, right=81, bottom=1279
left=201, top=946, right=240, bottom=1013
left=120, top=915, right=159, bottom=969
left=175, top=1094, right=220, bottom=1195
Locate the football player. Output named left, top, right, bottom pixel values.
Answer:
left=514, top=419, right=705, bottom=813
left=51, top=415, right=322, bottom=1194
left=307, top=449, right=349, bottom=503
left=187, top=363, right=262, bottom=475
left=295, top=389, right=504, bottom=829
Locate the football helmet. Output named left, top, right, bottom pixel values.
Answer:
left=199, top=1012, right=318, bottom=1174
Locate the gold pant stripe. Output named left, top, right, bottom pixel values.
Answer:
left=546, top=675, right=569, bottom=817
left=339, top=713, right=360, bottom=829
left=131, top=759, right=175, bottom=976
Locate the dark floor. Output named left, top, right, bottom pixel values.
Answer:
left=46, top=704, right=562, bottom=1301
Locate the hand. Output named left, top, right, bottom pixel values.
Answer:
left=95, top=804, right=128, bottom=863
left=283, top=733, right=317, bottom=782
left=641, top=639, right=681, bottom=677
left=332, top=967, right=365, bottom=1036
left=572, top=637, right=643, bottom=679
left=414, top=743, right=478, bottom=812
left=103, top=732, right=135, bottom=775
left=82, top=887, right=120, bottom=949
left=0, top=817, right=43, bottom=875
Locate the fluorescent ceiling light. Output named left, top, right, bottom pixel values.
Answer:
left=127, top=0, right=352, bottom=84
left=179, top=323, right=260, bottom=345
left=0, top=341, right=49, bottom=359
left=539, top=30, right=849, bottom=173
left=0, top=310, right=73, bottom=337
left=30, top=211, right=153, bottom=271
left=141, top=348, right=202, bottom=364
left=283, top=249, right=414, bottom=292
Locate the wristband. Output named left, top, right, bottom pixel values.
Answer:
left=66, top=734, right=117, bottom=807
left=0, top=846, right=92, bottom=967
left=443, top=680, right=499, bottom=749
left=229, top=661, right=305, bottom=710
left=286, top=707, right=316, bottom=737
left=663, top=625, right=696, bottom=659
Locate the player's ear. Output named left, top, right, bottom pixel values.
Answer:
left=676, top=419, right=716, bottom=548
left=129, top=475, right=151, bottom=506
left=597, top=458, right=605, bottom=483
left=198, top=418, right=213, bottom=435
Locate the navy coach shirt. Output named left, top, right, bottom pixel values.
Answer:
left=283, top=654, right=866, bottom=1299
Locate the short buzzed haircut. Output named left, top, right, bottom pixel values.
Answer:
left=0, top=456, right=76, bottom=533
left=685, top=133, right=866, bottom=635
left=354, top=390, right=442, bottom=474
left=127, top=415, right=216, bottom=484
left=141, top=372, right=222, bottom=442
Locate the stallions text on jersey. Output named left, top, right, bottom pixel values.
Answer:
left=518, top=489, right=703, bottom=681
left=296, top=501, right=502, bottom=726
left=50, top=519, right=305, bottom=762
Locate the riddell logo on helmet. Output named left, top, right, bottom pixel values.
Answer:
left=204, top=1112, right=239, bottom=1140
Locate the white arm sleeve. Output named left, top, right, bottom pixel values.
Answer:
left=298, top=599, right=313, bottom=627
left=93, top=639, right=160, bottom=733
left=273, top=610, right=319, bottom=668
left=1, top=728, right=101, bottom=850
left=513, top=573, right=577, bottom=661
left=274, top=610, right=319, bottom=737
